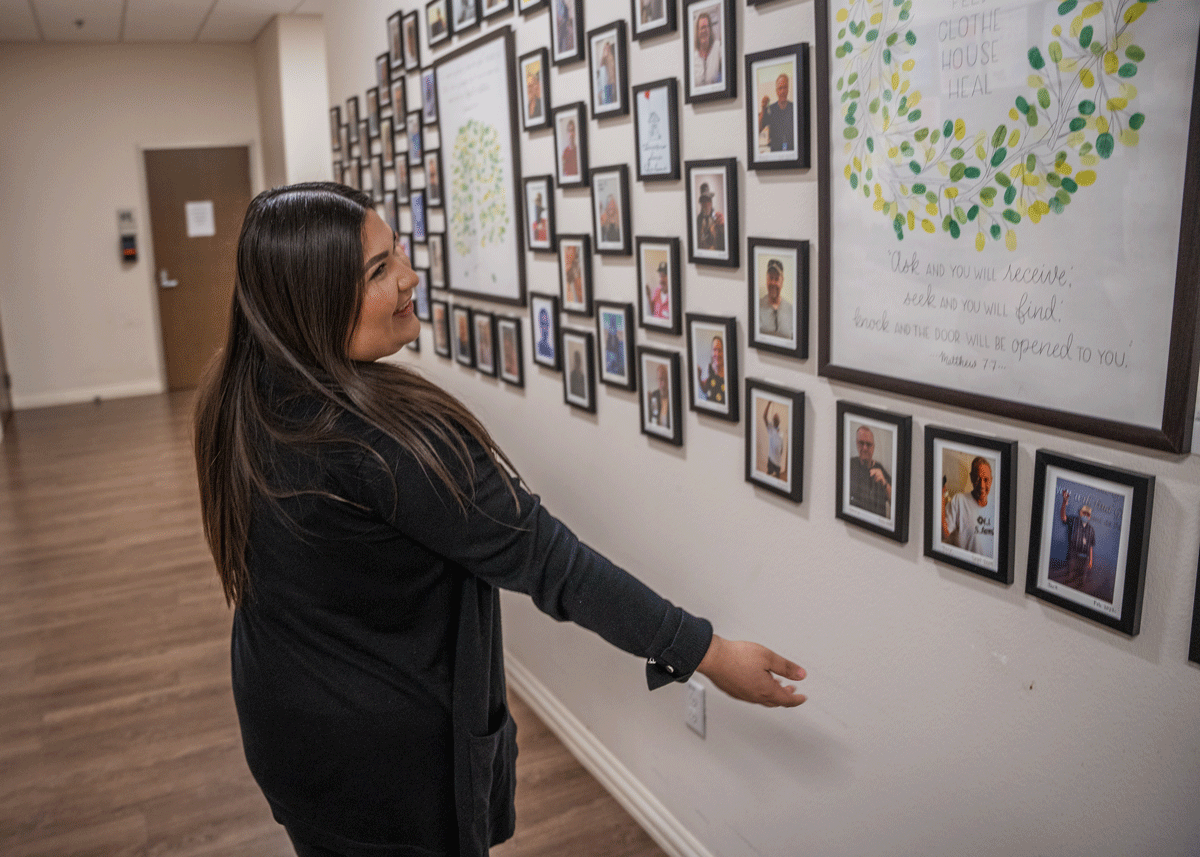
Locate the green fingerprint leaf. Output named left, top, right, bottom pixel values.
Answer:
left=1129, top=113, right=1145, bottom=130
left=991, top=147, right=1008, bottom=167
left=950, top=162, right=966, bottom=181
left=1004, top=185, right=1017, bottom=205
left=1028, top=47, right=1045, bottom=70
left=1003, top=209, right=1021, bottom=224
left=1096, top=132, right=1115, bottom=158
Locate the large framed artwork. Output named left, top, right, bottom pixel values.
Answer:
left=815, top=0, right=1200, bottom=452
left=435, top=26, right=526, bottom=305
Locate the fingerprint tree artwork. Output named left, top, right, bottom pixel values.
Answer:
left=449, top=118, right=511, bottom=257
left=835, top=0, right=1157, bottom=251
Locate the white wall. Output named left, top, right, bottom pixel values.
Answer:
left=0, top=43, right=264, bottom=408
left=302, top=2, right=1200, bottom=855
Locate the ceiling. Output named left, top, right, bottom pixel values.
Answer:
left=0, top=0, right=315, bottom=44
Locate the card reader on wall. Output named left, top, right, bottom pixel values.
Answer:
left=121, top=234, right=137, bottom=262
left=118, top=208, right=137, bottom=263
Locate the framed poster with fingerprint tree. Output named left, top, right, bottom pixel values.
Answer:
left=815, top=0, right=1200, bottom=452
left=435, top=26, right=526, bottom=305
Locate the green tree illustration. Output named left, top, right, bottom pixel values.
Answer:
left=449, top=118, right=510, bottom=257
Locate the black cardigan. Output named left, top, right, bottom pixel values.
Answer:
left=231, top=407, right=712, bottom=856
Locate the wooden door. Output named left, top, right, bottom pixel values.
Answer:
left=144, top=146, right=252, bottom=390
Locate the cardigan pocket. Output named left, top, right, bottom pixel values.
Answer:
left=467, top=703, right=518, bottom=848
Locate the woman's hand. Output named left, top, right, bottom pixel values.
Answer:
left=696, top=634, right=806, bottom=708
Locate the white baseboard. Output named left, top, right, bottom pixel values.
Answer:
left=504, top=654, right=715, bottom=857
left=11, top=378, right=164, bottom=410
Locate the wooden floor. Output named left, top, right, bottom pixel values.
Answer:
left=0, top=392, right=665, bottom=857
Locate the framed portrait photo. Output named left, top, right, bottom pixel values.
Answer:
left=426, top=0, right=451, bottom=48
left=835, top=400, right=911, bottom=543
left=450, top=0, right=480, bottom=36
left=683, top=0, right=735, bottom=103
left=424, top=150, right=444, bottom=208
left=366, top=87, right=381, bottom=137
left=1026, top=450, right=1155, bottom=637
left=745, top=379, right=805, bottom=503
left=421, top=69, right=439, bottom=125
left=428, top=232, right=447, bottom=288
left=633, top=78, right=680, bottom=182
left=519, top=48, right=551, bottom=132
left=924, top=427, right=1018, bottom=584
left=530, top=293, right=562, bottom=370
left=686, top=158, right=738, bottom=267
left=596, top=301, right=635, bottom=390
left=402, top=12, right=422, bottom=71
left=452, top=305, right=474, bottom=366
left=483, top=0, right=513, bottom=19
left=591, top=164, right=631, bottom=256
left=631, top=0, right=676, bottom=40
left=406, top=113, right=423, bottom=166
left=391, top=78, right=407, bottom=123
left=523, top=175, right=556, bottom=253
left=431, top=299, right=451, bottom=357
left=346, top=95, right=360, bottom=143
left=550, top=0, right=585, bottom=66
left=562, top=329, right=596, bottom=412
left=497, top=317, right=525, bottom=387
left=411, top=190, right=427, bottom=242
left=748, top=237, right=808, bottom=358
left=558, top=234, right=593, bottom=316
left=588, top=21, right=629, bottom=120
left=746, top=43, right=810, bottom=170
left=329, top=105, right=342, bottom=152
left=395, top=157, right=410, bottom=204
left=473, top=310, right=496, bottom=375
left=638, top=346, right=682, bottom=445
left=414, top=269, right=432, bottom=321
left=686, top=314, right=738, bottom=422
left=376, top=55, right=393, bottom=107
left=552, top=102, right=589, bottom=187
left=387, top=13, right=405, bottom=72
left=637, top=236, right=681, bottom=334
left=380, top=117, right=395, bottom=164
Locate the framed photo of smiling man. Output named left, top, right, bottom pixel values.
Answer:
left=746, top=43, right=809, bottom=170
left=748, top=237, right=808, bottom=358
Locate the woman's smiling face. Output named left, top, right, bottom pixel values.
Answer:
left=347, top=209, right=420, bottom=361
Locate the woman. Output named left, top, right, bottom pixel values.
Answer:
left=194, top=182, right=804, bottom=857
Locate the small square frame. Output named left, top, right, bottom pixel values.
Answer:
left=632, top=0, right=676, bottom=40
left=686, top=313, right=738, bottom=422
left=519, top=48, right=552, bottom=131
left=553, top=102, right=589, bottom=187
left=497, top=316, right=525, bottom=386
left=747, top=237, right=808, bottom=358
left=588, top=20, right=629, bottom=120
left=633, top=77, right=681, bottom=182
left=452, top=305, right=474, bottom=366
left=596, top=301, right=636, bottom=390
left=550, top=0, right=585, bottom=66
left=746, top=379, right=804, bottom=503
left=638, top=346, right=682, bottom=445
left=686, top=158, right=738, bottom=267
left=835, top=400, right=911, bottom=543
left=530, top=293, right=562, bottom=370
left=683, top=0, right=736, bottom=103
left=524, top=174, right=556, bottom=253
left=746, top=42, right=810, bottom=170
left=591, top=164, right=631, bottom=256
left=431, top=299, right=452, bottom=357
left=562, top=329, right=596, bottom=412
left=558, top=234, right=593, bottom=316
left=637, top=236, right=681, bottom=334
left=473, top=309, right=497, bottom=375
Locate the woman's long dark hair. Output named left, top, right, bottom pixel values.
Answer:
left=194, top=182, right=516, bottom=608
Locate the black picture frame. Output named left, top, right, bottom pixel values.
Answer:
left=358, top=120, right=370, bottom=152
left=411, top=190, right=427, bottom=242
left=483, top=0, right=513, bottom=19
left=631, top=0, right=676, bottom=41
left=329, top=105, right=342, bottom=152
left=1026, top=450, right=1155, bottom=637
left=591, top=164, right=631, bottom=256
left=552, top=102, right=589, bottom=187
left=530, top=293, right=561, bottom=370
left=388, top=13, right=405, bottom=71
left=380, top=117, right=395, bottom=163
left=395, top=156, right=410, bottom=204
left=424, top=149, right=444, bottom=208
left=636, top=236, right=681, bottom=335
left=747, top=237, right=808, bottom=358
left=924, top=426, right=1018, bottom=585
left=431, top=298, right=451, bottom=357
left=523, top=174, right=556, bottom=253
left=420, top=69, right=439, bottom=125
left=452, top=305, right=474, bottom=366
left=414, top=268, right=432, bottom=321
left=367, top=88, right=381, bottom=138
left=428, top=232, right=447, bottom=288
left=406, top=113, right=423, bottom=167
left=633, top=78, right=680, bottom=182
left=450, top=0, right=480, bottom=35
left=519, top=0, right=548, bottom=15
left=390, top=78, right=407, bottom=121
left=473, top=309, right=497, bottom=375
left=558, top=234, right=592, bottom=317
left=596, top=301, right=636, bottom=391
left=745, top=379, right=805, bottom=503
left=683, top=0, right=736, bottom=103
left=403, top=12, right=422, bottom=71
left=835, top=400, right=911, bottom=543
left=497, top=316, right=525, bottom=387
left=383, top=189, right=398, bottom=233
left=745, top=42, right=810, bottom=170
left=562, top=329, right=596, bottom=412
left=376, top=54, right=393, bottom=106
left=588, top=20, right=629, bottom=120
left=550, top=0, right=585, bottom=66
left=343, top=159, right=361, bottom=190
left=369, top=155, right=385, bottom=203
left=519, top=48, right=551, bottom=132
left=686, top=313, right=738, bottom=422
left=638, top=346, right=682, bottom=445
left=685, top=158, right=738, bottom=267
left=346, top=95, right=360, bottom=143
left=426, top=0, right=451, bottom=47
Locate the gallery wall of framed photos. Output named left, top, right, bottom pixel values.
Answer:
left=316, top=1, right=1200, bottom=854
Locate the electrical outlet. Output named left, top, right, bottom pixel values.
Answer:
left=685, top=678, right=705, bottom=738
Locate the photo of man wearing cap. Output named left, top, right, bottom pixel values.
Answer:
left=758, top=257, right=793, bottom=340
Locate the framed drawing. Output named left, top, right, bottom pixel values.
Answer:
left=329, top=105, right=341, bottom=152
left=685, top=158, right=738, bottom=267
left=745, top=379, right=804, bottom=503
left=815, top=0, right=1200, bottom=453
left=403, top=11, right=422, bottom=71
left=452, top=305, right=474, bottom=366
left=530, top=293, right=561, bottom=369
left=414, top=269, right=432, bottom=322
left=497, top=316, right=525, bottom=386
left=683, top=0, right=735, bottom=103
left=473, top=309, right=496, bottom=375
left=519, top=48, right=551, bottom=131
left=424, top=149, right=444, bottom=208
left=426, top=0, right=450, bottom=48
left=376, top=55, right=392, bottom=107
left=835, top=400, right=911, bottom=543
left=524, top=174, right=556, bottom=253
left=637, top=236, right=681, bottom=334
left=746, top=42, right=809, bottom=170
left=1026, top=450, right=1154, bottom=637
left=431, top=299, right=451, bottom=357
left=588, top=21, right=629, bottom=120
left=686, top=313, right=738, bottom=422
left=638, top=346, right=682, bottom=445
left=428, top=233, right=447, bottom=288
left=406, top=113, right=423, bottom=166
left=553, top=102, right=589, bottom=187
left=346, top=95, right=360, bottom=143
left=387, top=13, right=405, bottom=71
left=450, top=0, right=479, bottom=36
left=558, top=234, right=592, bottom=316
left=632, top=0, right=675, bottom=41
left=435, top=27, right=526, bottom=304
left=633, top=78, right=680, bottom=182
left=550, top=0, right=584, bottom=66
left=591, top=164, right=631, bottom=255
left=747, top=237, right=808, bottom=358
left=421, top=69, right=438, bottom=125
left=596, top=301, right=635, bottom=390
left=562, top=329, right=596, bottom=412
left=924, top=426, right=1018, bottom=584
left=483, top=0, right=513, bottom=19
